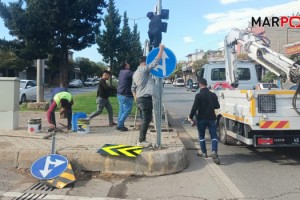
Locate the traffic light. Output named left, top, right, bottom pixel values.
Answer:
left=162, top=22, right=168, bottom=33
left=161, top=9, right=169, bottom=20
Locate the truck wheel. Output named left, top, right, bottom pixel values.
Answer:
left=218, top=117, right=229, bottom=145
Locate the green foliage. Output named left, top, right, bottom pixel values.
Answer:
left=192, top=59, right=208, bottom=71
left=290, top=54, right=300, bottom=65
left=118, top=12, right=131, bottom=65
left=97, top=0, right=143, bottom=78
left=129, top=24, right=143, bottom=70
left=0, top=49, right=31, bottom=71
left=117, top=12, right=142, bottom=74
left=96, top=0, right=121, bottom=77
left=0, top=0, right=106, bottom=87
left=168, top=62, right=184, bottom=81
left=74, top=57, right=104, bottom=79
left=73, top=92, right=136, bottom=115
left=21, top=92, right=137, bottom=116
left=262, top=71, right=278, bottom=83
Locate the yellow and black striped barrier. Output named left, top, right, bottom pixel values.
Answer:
left=97, top=144, right=143, bottom=157
left=44, top=163, right=76, bottom=189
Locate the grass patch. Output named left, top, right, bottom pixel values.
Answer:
left=20, top=91, right=137, bottom=116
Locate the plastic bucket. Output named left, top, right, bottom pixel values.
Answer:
left=28, top=118, right=42, bottom=133
left=72, top=112, right=87, bottom=132
left=77, top=118, right=90, bottom=134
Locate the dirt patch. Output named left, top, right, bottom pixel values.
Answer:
left=0, top=141, right=13, bottom=148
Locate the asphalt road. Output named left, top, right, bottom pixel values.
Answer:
left=163, top=84, right=300, bottom=200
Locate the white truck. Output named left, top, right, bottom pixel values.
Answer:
left=211, top=28, right=300, bottom=147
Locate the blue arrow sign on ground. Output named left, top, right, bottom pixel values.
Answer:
left=30, top=154, right=68, bottom=180
left=146, top=47, right=177, bottom=78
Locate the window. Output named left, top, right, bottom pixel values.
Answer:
left=211, top=68, right=225, bottom=81
left=236, top=68, right=250, bottom=80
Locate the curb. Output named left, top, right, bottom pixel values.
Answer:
left=0, top=146, right=188, bottom=177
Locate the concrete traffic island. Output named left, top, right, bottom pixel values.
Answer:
left=0, top=112, right=188, bottom=177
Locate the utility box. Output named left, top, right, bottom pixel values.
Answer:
left=0, top=77, right=20, bottom=130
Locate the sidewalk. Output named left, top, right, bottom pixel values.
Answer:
left=0, top=111, right=187, bottom=176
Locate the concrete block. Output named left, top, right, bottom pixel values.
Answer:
left=166, top=147, right=188, bottom=173
left=60, top=150, right=105, bottom=172
left=0, top=150, right=19, bottom=168
left=28, top=102, right=49, bottom=110
left=103, top=156, right=136, bottom=175
left=134, top=152, right=152, bottom=176
left=17, top=150, right=49, bottom=169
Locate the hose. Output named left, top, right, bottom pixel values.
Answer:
left=292, top=82, right=300, bottom=115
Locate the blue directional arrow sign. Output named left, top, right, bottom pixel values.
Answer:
left=146, top=47, right=177, bottom=78
left=30, top=154, right=68, bottom=180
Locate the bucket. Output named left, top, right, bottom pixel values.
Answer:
left=77, top=118, right=90, bottom=134
left=28, top=118, right=42, bottom=133
left=72, top=112, right=87, bottom=132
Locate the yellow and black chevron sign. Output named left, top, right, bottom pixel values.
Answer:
left=44, top=164, right=76, bottom=189
left=97, top=144, right=143, bottom=157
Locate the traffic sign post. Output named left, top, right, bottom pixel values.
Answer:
left=31, top=154, right=68, bottom=180
left=146, top=47, right=177, bottom=146
left=146, top=47, right=177, bottom=78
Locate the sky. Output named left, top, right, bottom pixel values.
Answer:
left=1, top=0, right=300, bottom=63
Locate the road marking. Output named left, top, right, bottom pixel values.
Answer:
left=206, top=159, right=245, bottom=199
left=0, top=190, right=127, bottom=200
left=182, top=126, right=245, bottom=199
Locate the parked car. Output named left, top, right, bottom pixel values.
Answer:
left=19, top=80, right=37, bottom=104
left=69, top=79, right=83, bottom=88
left=175, top=78, right=185, bottom=87
left=164, top=79, right=172, bottom=84
left=290, top=84, right=299, bottom=90
left=255, top=83, right=279, bottom=90
left=84, top=78, right=97, bottom=87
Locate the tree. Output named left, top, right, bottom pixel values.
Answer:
left=118, top=12, right=131, bottom=67
left=192, top=59, right=208, bottom=72
left=74, top=57, right=103, bottom=80
left=117, top=13, right=142, bottom=75
left=0, top=0, right=107, bottom=87
left=129, top=24, right=143, bottom=70
left=96, top=0, right=121, bottom=81
left=0, top=49, right=31, bottom=76
left=262, top=71, right=278, bottom=83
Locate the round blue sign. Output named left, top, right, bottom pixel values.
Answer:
left=30, top=154, right=68, bottom=180
left=146, top=47, right=177, bottom=78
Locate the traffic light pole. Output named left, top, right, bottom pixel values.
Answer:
left=154, top=0, right=162, bottom=146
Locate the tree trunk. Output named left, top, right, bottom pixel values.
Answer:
left=109, top=58, right=113, bottom=86
left=59, top=50, right=69, bottom=88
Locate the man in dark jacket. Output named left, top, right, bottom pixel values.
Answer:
left=189, top=78, right=221, bottom=164
left=117, top=62, right=134, bottom=131
left=89, top=70, right=116, bottom=126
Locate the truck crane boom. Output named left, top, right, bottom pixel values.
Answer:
left=225, top=28, right=300, bottom=86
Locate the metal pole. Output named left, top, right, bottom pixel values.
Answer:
left=37, top=59, right=44, bottom=102
left=51, top=134, right=56, bottom=154
left=156, top=0, right=162, bottom=146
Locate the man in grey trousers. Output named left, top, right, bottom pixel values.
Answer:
left=131, top=44, right=165, bottom=147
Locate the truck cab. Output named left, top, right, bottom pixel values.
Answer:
left=198, top=61, right=259, bottom=90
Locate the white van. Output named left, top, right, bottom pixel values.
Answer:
left=198, top=61, right=259, bottom=90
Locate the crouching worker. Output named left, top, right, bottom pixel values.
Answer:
left=47, top=91, right=73, bottom=131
